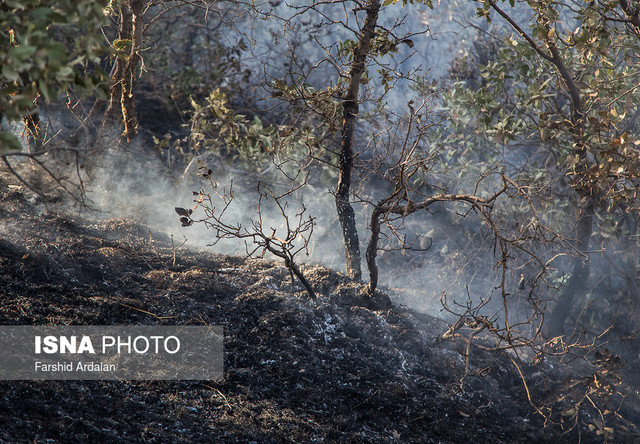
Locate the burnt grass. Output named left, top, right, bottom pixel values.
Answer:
left=1, top=171, right=639, bottom=443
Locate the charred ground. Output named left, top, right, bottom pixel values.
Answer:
left=0, top=169, right=639, bottom=443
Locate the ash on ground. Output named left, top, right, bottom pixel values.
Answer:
left=0, top=171, right=639, bottom=443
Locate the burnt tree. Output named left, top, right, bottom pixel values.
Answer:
left=488, top=0, right=594, bottom=336
left=335, top=0, right=381, bottom=281
left=103, top=0, right=146, bottom=141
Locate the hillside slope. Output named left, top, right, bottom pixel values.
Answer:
left=0, top=171, right=638, bottom=443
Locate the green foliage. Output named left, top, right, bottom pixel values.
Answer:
left=142, top=5, right=247, bottom=116
left=443, top=9, right=640, bottom=214
left=109, top=38, right=133, bottom=61
left=190, top=88, right=326, bottom=174
left=270, top=79, right=343, bottom=133
left=0, top=131, right=22, bottom=154
left=439, top=0, right=640, bottom=341
left=0, top=0, right=108, bottom=150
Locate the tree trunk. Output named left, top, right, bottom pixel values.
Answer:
left=488, top=0, right=598, bottom=336
left=544, top=42, right=595, bottom=336
left=103, top=0, right=145, bottom=141
left=365, top=207, right=383, bottom=294
left=103, top=2, right=131, bottom=123
left=335, top=0, right=381, bottom=281
left=547, top=193, right=594, bottom=335
left=121, top=0, right=144, bottom=140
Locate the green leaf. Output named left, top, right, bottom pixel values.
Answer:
left=45, top=43, right=67, bottom=62
left=382, top=0, right=394, bottom=6
left=0, top=131, right=23, bottom=153
left=12, top=95, right=36, bottom=113
left=0, top=83, right=19, bottom=95
left=56, top=66, right=74, bottom=83
left=4, top=1, right=27, bottom=10
left=38, top=78, right=57, bottom=102
left=113, top=39, right=133, bottom=49
left=258, top=134, right=272, bottom=148
left=30, top=6, right=53, bottom=21
left=1, top=64, right=20, bottom=82
left=8, top=45, right=36, bottom=61
left=93, top=83, right=108, bottom=101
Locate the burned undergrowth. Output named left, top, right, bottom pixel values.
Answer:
left=0, top=169, right=639, bottom=443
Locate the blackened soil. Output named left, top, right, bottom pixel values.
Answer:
left=0, top=172, right=638, bottom=443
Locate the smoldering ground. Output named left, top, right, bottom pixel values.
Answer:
left=1, top=100, right=589, bottom=336
left=71, top=132, right=501, bottom=317
left=2, top=153, right=640, bottom=443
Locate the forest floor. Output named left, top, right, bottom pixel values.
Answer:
left=1, top=166, right=639, bottom=443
